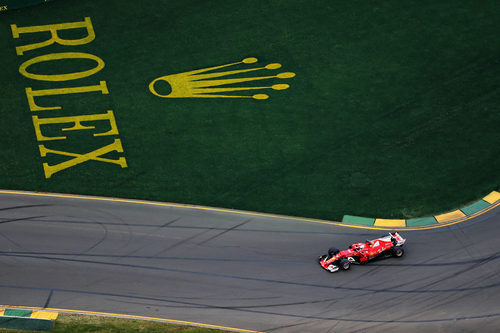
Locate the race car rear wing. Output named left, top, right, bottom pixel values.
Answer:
left=376, top=232, right=406, bottom=246
left=390, top=232, right=405, bottom=246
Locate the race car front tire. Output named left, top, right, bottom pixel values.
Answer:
left=339, top=259, right=351, bottom=270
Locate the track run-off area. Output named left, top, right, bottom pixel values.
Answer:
left=1, top=190, right=500, bottom=332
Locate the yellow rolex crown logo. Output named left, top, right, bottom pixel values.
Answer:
left=149, top=57, right=295, bottom=100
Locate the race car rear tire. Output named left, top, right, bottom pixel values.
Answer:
left=339, top=259, right=351, bottom=270
left=392, top=246, right=404, bottom=257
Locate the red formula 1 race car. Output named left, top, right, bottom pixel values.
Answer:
left=318, top=232, right=406, bottom=273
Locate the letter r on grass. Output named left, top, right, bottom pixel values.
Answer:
left=11, top=17, right=95, bottom=55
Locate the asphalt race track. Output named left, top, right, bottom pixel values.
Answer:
left=1, top=191, right=499, bottom=332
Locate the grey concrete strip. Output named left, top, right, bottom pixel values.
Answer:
left=0, top=192, right=499, bottom=332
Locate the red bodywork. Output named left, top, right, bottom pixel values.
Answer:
left=319, top=232, right=405, bottom=272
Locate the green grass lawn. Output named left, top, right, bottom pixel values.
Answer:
left=0, top=0, right=498, bottom=220
left=0, top=314, right=232, bottom=333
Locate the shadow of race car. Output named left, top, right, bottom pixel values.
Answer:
left=318, top=232, right=406, bottom=273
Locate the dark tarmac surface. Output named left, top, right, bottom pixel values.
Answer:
left=0, top=191, right=499, bottom=332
